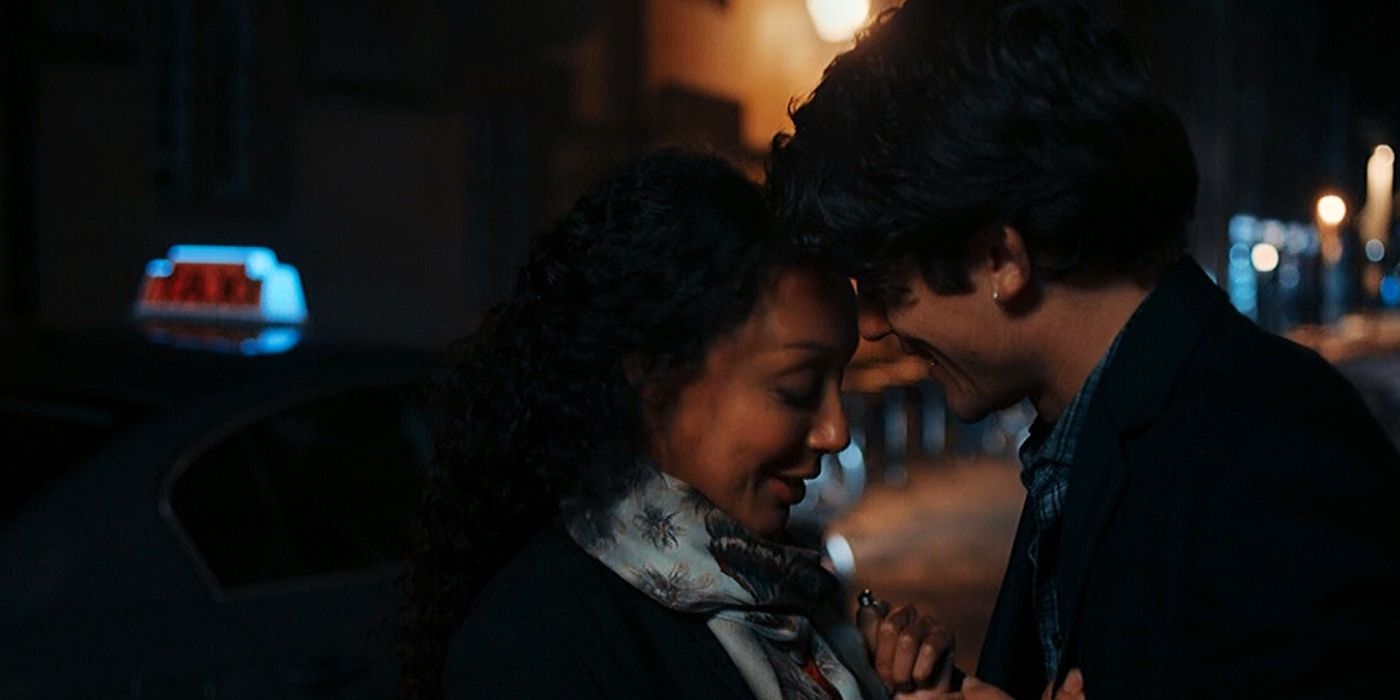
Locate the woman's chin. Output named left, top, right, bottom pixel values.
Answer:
left=755, top=506, right=794, bottom=540
left=731, top=505, right=791, bottom=540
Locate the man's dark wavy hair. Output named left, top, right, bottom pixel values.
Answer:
left=395, top=151, right=808, bottom=699
left=769, top=0, right=1198, bottom=294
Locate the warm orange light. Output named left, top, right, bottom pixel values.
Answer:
left=807, top=0, right=870, bottom=43
left=1362, top=146, right=1394, bottom=242
left=1372, top=144, right=1395, bottom=170
left=1317, top=195, right=1348, bottom=226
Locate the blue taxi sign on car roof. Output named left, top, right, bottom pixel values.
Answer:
left=134, top=245, right=309, bottom=355
left=135, top=245, right=308, bottom=325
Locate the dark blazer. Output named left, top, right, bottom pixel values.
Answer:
left=977, top=259, right=1400, bottom=699
left=445, top=523, right=884, bottom=699
left=445, top=524, right=758, bottom=699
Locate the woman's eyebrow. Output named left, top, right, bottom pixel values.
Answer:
left=773, top=360, right=822, bottom=379
left=781, top=340, right=835, bottom=353
left=770, top=345, right=834, bottom=376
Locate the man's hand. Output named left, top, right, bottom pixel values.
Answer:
left=917, top=669, right=1083, bottom=700
left=856, top=598, right=956, bottom=696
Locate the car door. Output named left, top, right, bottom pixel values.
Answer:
left=153, top=381, right=434, bottom=699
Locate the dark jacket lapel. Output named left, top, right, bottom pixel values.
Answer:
left=978, top=501, right=1048, bottom=699
left=625, top=592, right=758, bottom=700
left=679, top=618, right=761, bottom=700
left=1054, top=401, right=1130, bottom=671
left=1055, top=258, right=1230, bottom=674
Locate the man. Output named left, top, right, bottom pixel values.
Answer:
left=770, top=0, right=1400, bottom=697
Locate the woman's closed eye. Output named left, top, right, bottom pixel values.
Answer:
left=774, top=375, right=823, bottom=410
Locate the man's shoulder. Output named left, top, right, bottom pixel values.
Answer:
left=1186, top=305, right=1330, bottom=383
left=1132, top=308, right=1399, bottom=477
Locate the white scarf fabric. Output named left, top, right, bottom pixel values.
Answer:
left=566, top=470, right=867, bottom=700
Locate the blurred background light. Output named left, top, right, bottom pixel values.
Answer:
left=807, top=0, right=871, bottom=42
left=1251, top=242, right=1281, bottom=273
left=1366, top=238, right=1387, bottom=263
left=1229, top=214, right=1259, bottom=244
left=1382, top=275, right=1400, bottom=307
left=824, top=532, right=857, bottom=583
left=1371, top=144, right=1395, bottom=172
left=1362, top=145, right=1395, bottom=243
left=1317, top=194, right=1348, bottom=225
left=1284, top=223, right=1312, bottom=255
left=1229, top=242, right=1253, bottom=267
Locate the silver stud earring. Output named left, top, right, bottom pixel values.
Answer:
left=992, top=290, right=1001, bottom=303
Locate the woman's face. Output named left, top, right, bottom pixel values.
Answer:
left=648, top=266, right=859, bottom=538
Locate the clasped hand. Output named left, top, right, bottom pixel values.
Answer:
left=857, top=598, right=1085, bottom=700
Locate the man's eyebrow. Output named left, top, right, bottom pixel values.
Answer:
left=855, top=276, right=910, bottom=298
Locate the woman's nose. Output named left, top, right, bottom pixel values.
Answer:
left=808, top=388, right=851, bottom=454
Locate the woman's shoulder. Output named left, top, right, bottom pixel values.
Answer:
left=456, top=522, right=609, bottom=633
left=443, top=524, right=609, bottom=696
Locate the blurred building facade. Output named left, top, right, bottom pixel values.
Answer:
left=1, top=0, right=1396, bottom=347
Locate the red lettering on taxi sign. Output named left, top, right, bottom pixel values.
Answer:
left=135, top=245, right=308, bottom=327
left=140, top=262, right=263, bottom=308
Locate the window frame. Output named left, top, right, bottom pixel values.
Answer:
left=157, top=370, right=431, bottom=602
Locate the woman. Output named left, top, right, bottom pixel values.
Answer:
left=397, top=152, right=890, bottom=699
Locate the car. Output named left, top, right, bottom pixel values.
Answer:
left=1, top=246, right=440, bottom=699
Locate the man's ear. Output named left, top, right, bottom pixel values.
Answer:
left=987, top=225, right=1032, bottom=303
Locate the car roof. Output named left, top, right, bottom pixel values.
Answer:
left=0, top=327, right=443, bottom=411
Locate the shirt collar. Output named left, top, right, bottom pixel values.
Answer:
left=1018, top=331, right=1126, bottom=477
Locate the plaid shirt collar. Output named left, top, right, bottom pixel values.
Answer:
left=1018, top=334, right=1120, bottom=480
left=1016, top=331, right=1125, bottom=680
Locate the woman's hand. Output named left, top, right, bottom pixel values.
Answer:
left=854, top=591, right=1085, bottom=700
left=856, top=596, right=956, bottom=696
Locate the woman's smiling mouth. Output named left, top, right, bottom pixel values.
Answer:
left=767, top=475, right=809, bottom=505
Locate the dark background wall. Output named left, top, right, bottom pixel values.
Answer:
left=1102, top=0, right=1398, bottom=275
left=2, top=0, right=1397, bottom=348
left=1, top=0, right=604, bottom=348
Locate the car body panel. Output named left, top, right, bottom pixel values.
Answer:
left=1, top=328, right=440, bottom=698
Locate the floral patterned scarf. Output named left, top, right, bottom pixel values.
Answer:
left=566, top=469, right=868, bottom=700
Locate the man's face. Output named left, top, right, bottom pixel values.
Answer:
left=858, top=261, right=1030, bottom=422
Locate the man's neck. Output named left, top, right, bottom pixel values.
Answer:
left=1028, top=279, right=1155, bottom=423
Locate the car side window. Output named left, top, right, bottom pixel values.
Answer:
left=168, top=385, right=431, bottom=590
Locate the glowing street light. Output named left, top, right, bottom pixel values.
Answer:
left=1317, top=194, right=1348, bottom=226
left=1368, top=145, right=1394, bottom=188
left=1315, top=194, right=1348, bottom=264
left=807, top=0, right=871, bottom=43
left=1362, top=145, right=1394, bottom=243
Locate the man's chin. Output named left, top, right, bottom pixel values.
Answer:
left=951, top=407, right=994, bottom=424
left=948, top=396, right=1018, bottom=424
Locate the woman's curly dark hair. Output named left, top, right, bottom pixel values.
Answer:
left=395, top=151, right=810, bottom=699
